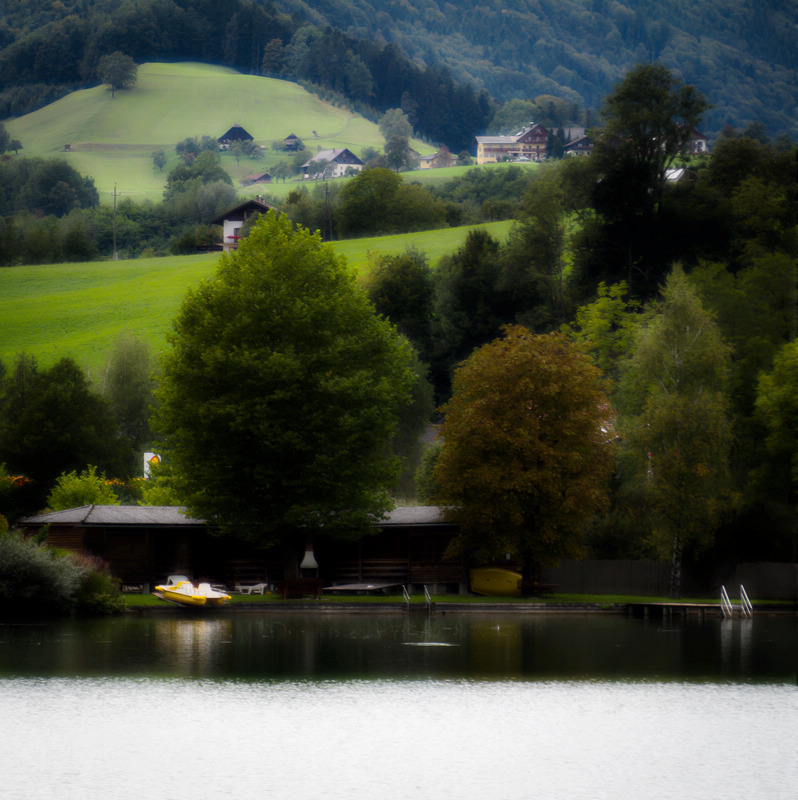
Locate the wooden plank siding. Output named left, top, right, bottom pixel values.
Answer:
left=21, top=506, right=465, bottom=591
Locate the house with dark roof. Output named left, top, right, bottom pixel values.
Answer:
left=218, top=124, right=254, bottom=144
left=19, top=505, right=465, bottom=593
left=240, top=171, right=272, bottom=187
left=19, top=505, right=220, bottom=589
left=686, top=130, right=710, bottom=154
left=563, top=135, right=593, bottom=157
left=209, top=197, right=273, bottom=251
left=301, top=148, right=364, bottom=179
left=475, top=123, right=550, bottom=164
left=280, top=133, right=303, bottom=151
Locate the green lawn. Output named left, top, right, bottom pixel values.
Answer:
left=404, top=161, right=539, bottom=190
left=0, top=220, right=513, bottom=374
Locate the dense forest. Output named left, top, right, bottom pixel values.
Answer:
left=0, top=0, right=795, bottom=145
left=0, top=0, right=493, bottom=152
left=282, top=0, right=797, bottom=139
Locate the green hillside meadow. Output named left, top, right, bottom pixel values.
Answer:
left=0, top=221, right=512, bottom=376
left=4, top=62, right=434, bottom=203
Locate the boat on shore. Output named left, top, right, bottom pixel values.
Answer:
left=153, top=579, right=231, bottom=607
left=469, top=567, right=522, bottom=597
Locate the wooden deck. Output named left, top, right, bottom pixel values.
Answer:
left=628, top=601, right=725, bottom=619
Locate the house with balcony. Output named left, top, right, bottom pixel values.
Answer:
left=475, top=123, right=550, bottom=164
left=563, top=135, right=593, bottom=156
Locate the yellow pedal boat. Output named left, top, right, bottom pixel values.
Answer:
left=153, top=580, right=231, bottom=607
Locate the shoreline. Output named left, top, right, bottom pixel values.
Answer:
left=125, top=599, right=797, bottom=616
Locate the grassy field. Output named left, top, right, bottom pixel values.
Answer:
left=4, top=62, right=435, bottom=203
left=0, top=220, right=513, bottom=375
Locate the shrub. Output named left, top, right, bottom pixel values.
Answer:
left=70, top=553, right=124, bottom=616
left=0, top=529, right=83, bottom=614
left=47, top=465, right=120, bottom=510
left=0, top=530, right=123, bottom=616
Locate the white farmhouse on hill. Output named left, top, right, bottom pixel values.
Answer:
left=301, top=148, right=364, bottom=179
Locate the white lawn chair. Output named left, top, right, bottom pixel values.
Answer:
left=235, top=582, right=269, bottom=595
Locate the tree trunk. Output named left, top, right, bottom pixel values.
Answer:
left=669, top=533, right=682, bottom=599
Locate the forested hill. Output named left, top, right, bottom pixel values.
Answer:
left=0, top=0, right=795, bottom=142
left=0, top=0, right=493, bottom=152
left=282, top=0, right=797, bottom=139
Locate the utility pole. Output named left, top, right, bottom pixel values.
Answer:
left=324, top=181, right=333, bottom=242
left=112, top=183, right=118, bottom=261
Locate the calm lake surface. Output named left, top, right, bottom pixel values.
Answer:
left=2, top=611, right=796, bottom=800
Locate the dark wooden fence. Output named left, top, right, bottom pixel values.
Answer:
left=539, top=559, right=798, bottom=600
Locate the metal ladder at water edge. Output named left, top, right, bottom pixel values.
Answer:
left=402, top=585, right=433, bottom=612
left=721, top=584, right=753, bottom=619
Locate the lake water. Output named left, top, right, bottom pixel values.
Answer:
left=1, top=611, right=796, bottom=800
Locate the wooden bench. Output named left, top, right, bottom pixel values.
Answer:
left=276, top=578, right=324, bottom=599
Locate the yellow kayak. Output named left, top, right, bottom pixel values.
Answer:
left=469, top=568, right=522, bottom=597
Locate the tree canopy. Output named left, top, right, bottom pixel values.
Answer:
left=617, top=269, right=736, bottom=596
left=154, top=212, right=417, bottom=570
left=47, top=465, right=120, bottom=511
left=593, top=63, right=709, bottom=215
left=97, top=51, right=138, bottom=97
left=434, top=326, right=615, bottom=574
left=0, top=355, right=135, bottom=512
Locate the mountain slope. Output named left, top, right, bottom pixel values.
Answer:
left=4, top=62, right=417, bottom=201
left=282, top=0, right=797, bottom=138
left=0, top=0, right=794, bottom=143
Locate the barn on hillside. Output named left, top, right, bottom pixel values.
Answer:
left=218, top=124, right=254, bottom=144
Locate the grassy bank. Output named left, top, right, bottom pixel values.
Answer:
left=0, top=220, right=512, bottom=374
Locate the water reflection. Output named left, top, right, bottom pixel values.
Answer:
left=3, top=612, right=796, bottom=800
left=0, top=611, right=795, bottom=682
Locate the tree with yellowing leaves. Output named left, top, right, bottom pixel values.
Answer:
left=433, top=326, right=615, bottom=580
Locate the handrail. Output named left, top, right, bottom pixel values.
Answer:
left=739, top=584, right=753, bottom=618
left=720, top=585, right=734, bottom=618
left=423, top=585, right=432, bottom=611
left=402, top=585, right=410, bottom=610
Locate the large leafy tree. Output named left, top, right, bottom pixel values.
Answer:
left=154, top=212, right=416, bottom=573
left=617, top=269, right=736, bottom=596
left=96, top=334, right=157, bottom=452
left=579, top=64, right=709, bottom=300
left=336, top=167, right=403, bottom=236
left=434, top=326, right=615, bottom=577
left=430, top=228, right=507, bottom=402
left=501, top=165, right=571, bottom=328
left=0, top=355, right=135, bottom=512
left=753, top=340, right=798, bottom=560
left=336, top=167, right=444, bottom=237
left=593, top=63, right=709, bottom=217
left=363, top=248, right=434, bottom=363
left=97, top=51, right=138, bottom=98
left=378, top=108, right=413, bottom=142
